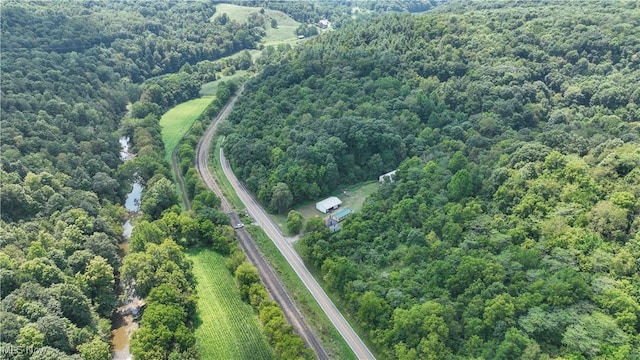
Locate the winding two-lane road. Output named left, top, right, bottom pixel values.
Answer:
left=220, top=149, right=376, bottom=360
left=196, top=85, right=375, bottom=360
left=195, top=86, right=328, bottom=359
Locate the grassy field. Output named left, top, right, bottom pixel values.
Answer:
left=246, top=226, right=357, bottom=360
left=159, top=97, right=214, bottom=162
left=270, top=181, right=380, bottom=234
left=187, top=248, right=275, bottom=360
left=211, top=3, right=303, bottom=46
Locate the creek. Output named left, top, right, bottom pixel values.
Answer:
left=111, top=137, right=144, bottom=360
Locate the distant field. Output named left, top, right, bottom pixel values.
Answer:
left=270, top=181, right=379, bottom=234
left=187, top=248, right=275, bottom=360
left=212, top=3, right=303, bottom=46
left=159, top=97, right=213, bottom=162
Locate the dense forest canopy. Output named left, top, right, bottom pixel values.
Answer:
left=0, top=0, right=267, bottom=358
left=224, top=0, right=640, bottom=358
left=256, top=0, right=442, bottom=26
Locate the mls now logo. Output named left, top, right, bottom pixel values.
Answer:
left=0, top=345, right=58, bottom=358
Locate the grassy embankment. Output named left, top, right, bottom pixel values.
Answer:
left=211, top=136, right=244, bottom=210
left=187, top=248, right=275, bottom=360
left=246, top=226, right=358, bottom=360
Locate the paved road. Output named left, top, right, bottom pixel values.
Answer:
left=220, top=148, right=376, bottom=360
left=194, top=87, right=329, bottom=360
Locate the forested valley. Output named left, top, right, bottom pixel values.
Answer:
left=223, top=0, right=640, bottom=358
left=0, top=1, right=275, bottom=358
left=3, top=0, right=640, bottom=359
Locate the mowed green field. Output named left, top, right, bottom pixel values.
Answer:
left=211, top=3, right=302, bottom=46
left=187, top=248, right=275, bottom=360
left=159, top=97, right=213, bottom=162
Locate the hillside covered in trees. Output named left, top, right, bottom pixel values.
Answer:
left=0, top=1, right=267, bottom=358
left=224, top=0, right=640, bottom=358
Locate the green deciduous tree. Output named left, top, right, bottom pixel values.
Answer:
left=141, top=177, right=179, bottom=219
left=270, top=182, right=293, bottom=214
left=286, top=210, right=304, bottom=234
left=235, top=261, right=260, bottom=301
left=448, top=169, right=473, bottom=201
left=77, top=337, right=111, bottom=360
left=79, top=256, right=115, bottom=317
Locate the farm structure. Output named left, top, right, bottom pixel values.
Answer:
left=333, top=208, right=352, bottom=222
left=316, top=196, right=342, bottom=213
left=379, top=170, right=397, bottom=183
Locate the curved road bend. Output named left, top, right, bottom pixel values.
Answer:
left=195, top=87, right=329, bottom=360
left=221, top=148, right=376, bottom=360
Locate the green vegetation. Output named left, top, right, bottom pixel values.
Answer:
left=211, top=3, right=303, bottom=46
left=246, top=226, right=357, bottom=360
left=10, top=0, right=640, bottom=358
left=160, top=97, right=214, bottom=162
left=0, top=0, right=310, bottom=357
left=270, top=181, right=378, bottom=232
left=264, top=0, right=438, bottom=28
left=187, top=248, right=274, bottom=360
left=212, top=137, right=245, bottom=209
left=226, top=250, right=314, bottom=359
left=226, top=0, right=640, bottom=358
left=200, top=70, right=249, bottom=96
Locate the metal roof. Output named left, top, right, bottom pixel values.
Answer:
left=316, top=196, right=342, bottom=211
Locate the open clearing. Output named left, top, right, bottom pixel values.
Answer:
left=159, top=97, right=213, bottom=162
left=270, top=181, right=380, bottom=234
left=187, top=248, right=275, bottom=360
left=212, top=3, right=303, bottom=46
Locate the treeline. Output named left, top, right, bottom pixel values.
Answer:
left=175, top=80, right=240, bottom=204
left=122, top=205, right=236, bottom=359
left=2, top=1, right=263, bottom=81
left=114, top=42, right=232, bottom=360
left=238, top=0, right=441, bottom=26
left=119, top=34, right=313, bottom=357
left=227, top=0, right=640, bottom=358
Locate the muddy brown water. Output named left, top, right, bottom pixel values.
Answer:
left=111, top=137, right=143, bottom=360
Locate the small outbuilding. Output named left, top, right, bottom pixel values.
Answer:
left=316, top=196, right=342, bottom=213
left=319, top=19, right=331, bottom=29
left=333, top=208, right=352, bottom=222
left=379, top=170, right=398, bottom=183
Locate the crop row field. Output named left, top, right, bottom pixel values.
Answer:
left=187, top=248, right=275, bottom=360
